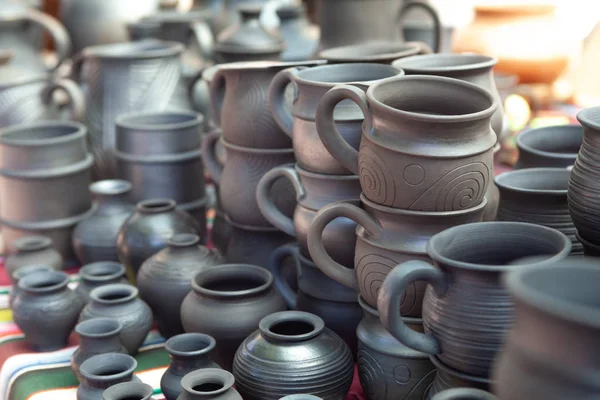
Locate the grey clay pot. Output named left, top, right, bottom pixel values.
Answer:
left=319, top=41, right=428, bottom=64
left=177, top=369, right=242, bottom=400
left=5, top=235, right=62, bottom=275
left=12, top=270, right=84, bottom=351
left=515, top=124, right=582, bottom=169
left=75, top=262, right=128, bottom=304
left=102, top=382, right=155, bottom=400
left=426, top=356, right=491, bottom=398
left=77, top=353, right=139, bottom=400
left=9, top=264, right=53, bottom=307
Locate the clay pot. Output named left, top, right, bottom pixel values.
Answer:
left=270, top=244, right=360, bottom=353
left=319, top=41, right=429, bottom=64
left=180, top=264, right=286, bottom=370
left=117, top=199, right=203, bottom=282
left=426, top=356, right=491, bottom=399
left=73, top=180, right=135, bottom=264
left=214, top=4, right=283, bottom=63
left=269, top=63, right=403, bottom=175
left=276, top=4, right=318, bottom=62
left=102, top=382, right=154, bottom=400
left=137, top=233, right=223, bottom=338
left=9, top=264, right=53, bottom=307
left=568, top=107, right=600, bottom=246
left=378, top=222, right=571, bottom=377
left=161, top=333, right=220, bottom=400
left=232, top=311, right=354, bottom=400
left=0, top=121, right=94, bottom=261
left=515, top=124, right=582, bottom=169
left=80, top=284, right=153, bottom=355
left=72, top=318, right=127, bottom=382
left=257, top=164, right=360, bottom=267
left=177, top=369, right=242, bottom=400
left=202, top=134, right=296, bottom=227
left=493, top=259, right=600, bottom=399
left=430, top=388, right=495, bottom=400
left=357, top=297, right=436, bottom=400
left=115, top=111, right=207, bottom=231
left=308, top=194, right=486, bottom=314
left=77, top=353, right=139, bottom=400
left=75, top=262, right=128, bottom=304
left=316, top=75, right=496, bottom=210
left=12, top=270, right=84, bottom=351
left=495, top=168, right=582, bottom=254
left=5, top=235, right=62, bottom=275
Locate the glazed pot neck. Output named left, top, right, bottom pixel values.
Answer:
left=180, top=369, right=236, bottom=399
left=19, top=270, right=69, bottom=295
left=80, top=262, right=126, bottom=286
left=89, top=284, right=139, bottom=307
left=169, top=353, right=214, bottom=373
left=136, top=198, right=177, bottom=214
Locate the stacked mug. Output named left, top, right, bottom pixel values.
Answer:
left=306, top=73, right=498, bottom=398
left=256, top=63, right=404, bottom=353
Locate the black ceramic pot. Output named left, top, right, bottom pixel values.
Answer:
left=77, top=353, right=139, bottom=400
left=515, top=124, right=582, bottom=169
left=102, top=382, right=154, bottom=400
left=8, top=264, right=53, bottom=307
left=75, top=262, right=128, bottom=304
left=176, top=369, right=242, bottom=400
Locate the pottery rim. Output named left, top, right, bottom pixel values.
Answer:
left=90, top=180, right=132, bottom=196
left=319, top=41, right=422, bottom=62
left=292, top=163, right=360, bottom=182
left=81, top=39, right=184, bottom=60
left=89, top=284, right=138, bottom=305
left=426, top=221, right=571, bottom=272
left=494, top=168, right=569, bottom=195
left=0, top=121, right=87, bottom=147
left=136, top=198, right=177, bottom=214
left=392, top=53, right=497, bottom=73
left=168, top=233, right=201, bottom=248
left=516, top=124, right=582, bottom=160
left=80, top=262, right=126, bottom=283
left=101, top=382, right=154, bottom=400
left=165, top=333, right=216, bottom=358
left=577, top=105, right=600, bottom=131
left=115, top=110, right=203, bottom=131
left=79, top=353, right=137, bottom=383
left=11, top=264, right=53, bottom=283
left=575, top=230, right=600, bottom=254
left=180, top=369, right=235, bottom=396
left=13, top=235, right=52, bottom=252
left=292, top=62, right=404, bottom=88
left=75, top=317, right=123, bottom=338
left=259, top=311, right=325, bottom=342
left=191, top=264, right=274, bottom=299
left=431, top=388, right=496, bottom=400
left=212, top=59, right=326, bottom=71
left=18, top=270, right=69, bottom=293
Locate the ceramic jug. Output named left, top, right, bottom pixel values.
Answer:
left=308, top=195, right=486, bottom=314
left=0, top=0, right=71, bottom=72
left=316, top=75, right=497, bottom=210
left=318, top=41, right=429, bottom=64
left=317, top=0, right=442, bottom=52
left=257, top=164, right=360, bottom=267
left=377, top=222, right=571, bottom=378
left=515, top=124, right=582, bottom=169
left=269, top=63, right=403, bottom=174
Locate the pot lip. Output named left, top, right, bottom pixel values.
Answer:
left=225, top=215, right=284, bottom=231
left=357, top=295, right=422, bottom=324
left=220, top=137, right=294, bottom=155
left=80, top=262, right=126, bottom=283
left=0, top=121, right=87, bottom=147
left=319, top=41, right=421, bottom=62
left=494, top=168, right=569, bottom=195
left=13, top=235, right=52, bottom=252
left=180, top=368, right=235, bottom=396
left=295, top=164, right=359, bottom=182
left=212, top=59, right=325, bottom=72
left=165, top=333, right=216, bottom=357
left=101, top=382, right=154, bottom=400
left=75, top=317, right=123, bottom=338
left=578, top=106, right=600, bottom=131
left=367, top=75, right=497, bottom=123
left=90, top=179, right=132, bottom=196
left=360, top=193, right=488, bottom=217
left=191, top=264, right=273, bottom=298
left=505, top=258, right=600, bottom=329
left=168, top=233, right=201, bottom=248
left=115, top=110, right=203, bottom=131
left=516, top=124, right=582, bottom=159
left=258, top=311, right=324, bottom=342
left=427, top=221, right=572, bottom=272
left=81, top=39, right=184, bottom=60
left=89, top=283, right=138, bottom=305
left=392, top=53, right=497, bottom=73
left=293, top=62, right=404, bottom=88
left=11, top=264, right=53, bottom=282
left=79, top=353, right=137, bottom=382
left=18, top=270, right=69, bottom=293
left=136, top=198, right=177, bottom=214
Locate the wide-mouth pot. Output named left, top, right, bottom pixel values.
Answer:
left=319, top=41, right=422, bottom=63
left=191, top=264, right=273, bottom=298
left=516, top=124, right=583, bottom=159
left=494, top=168, right=569, bottom=195
left=392, top=53, right=497, bottom=74
left=293, top=63, right=403, bottom=87
left=0, top=121, right=87, bottom=147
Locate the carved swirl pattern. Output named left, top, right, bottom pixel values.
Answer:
left=409, top=162, right=489, bottom=212
left=358, top=146, right=396, bottom=207
left=357, top=349, right=386, bottom=400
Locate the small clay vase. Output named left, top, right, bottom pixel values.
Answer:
left=180, top=264, right=286, bottom=370
left=137, top=233, right=224, bottom=339
left=430, top=388, right=496, bottom=400
left=12, top=270, right=84, bottom=351
left=73, top=180, right=135, bottom=265
left=232, top=311, right=354, bottom=400
left=426, top=356, right=491, bottom=398
left=5, top=235, right=62, bottom=275
left=515, top=124, right=582, bottom=169
left=9, top=264, right=53, bottom=307
left=177, top=369, right=242, bottom=400
left=161, top=333, right=220, bottom=400
left=102, top=382, right=155, bottom=400
left=75, top=262, right=129, bottom=304
left=77, top=353, right=139, bottom=400
left=117, top=198, right=203, bottom=283
left=80, top=284, right=153, bottom=355
left=72, top=318, right=128, bottom=382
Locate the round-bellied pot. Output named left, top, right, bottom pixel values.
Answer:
left=377, top=222, right=571, bottom=378
left=357, top=297, right=436, bottom=400
left=73, top=180, right=135, bottom=264
left=318, top=41, right=428, bottom=64
left=5, top=235, right=62, bottom=275
left=430, top=388, right=496, bottom=400
left=493, top=258, right=600, bottom=399
left=75, top=262, right=128, bottom=304
left=80, top=284, right=153, bottom=355
left=180, top=264, right=286, bottom=370
left=0, top=121, right=94, bottom=262
left=9, top=264, right=53, bottom=307
left=102, top=382, right=154, bottom=400
left=77, top=353, right=139, bottom=400
left=177, top=369, right=242, bottom=400
left=495, top=168, right=582, bottom=254
left=515, top=124, right=583, bottom=169
left=426, top=356, right=491, bottom=399
left=161, top=333, right=220, bottom=400
left=12, top=270, right=84, bottom=351
left=72, top=318, right=127, bottom=382
left=308, top=195, right=486, bottom=315
left=232, top=311, right=354, bottom=400
left=137, top=233, right=223, bottom=338
left=117, top=198, right=203, bottom=283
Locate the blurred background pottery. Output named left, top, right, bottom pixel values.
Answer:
left=75, top=262, right=128, bottom=304
left=5, top=235, right=62, bottom=275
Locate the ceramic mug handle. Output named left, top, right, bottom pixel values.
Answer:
left=201, top=130, right=223, bottom=184
left=431, top=388, right=497, bottom=400
left=378, top=260, right=448, bottom=355
left=24, top=9, right=71, bottom=71
left=307, top=201, right=382, bottom=289
left=256, top=164, right=305, bottom=237
left=397, top=1, right=442, bottom=53
left=189, top=21, right=214, bottom=61
left=41, top=78, right=86, bottom=122
left=208, top=67, right=227, bottom=127
left=269, top=243, right=302, bottom=309
left=315, top=84, right=372, bottom=175
left=268, top=66, right=306, bottom=138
